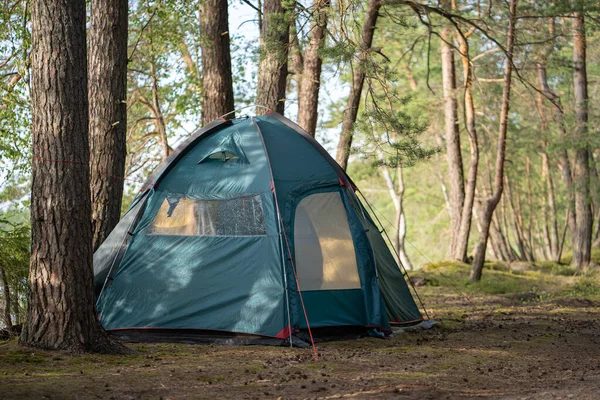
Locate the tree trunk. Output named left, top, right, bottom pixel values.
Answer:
left=506, top=175, right=533, bottom=261
left=150, top=58, right=171, bottom=160
left=21, top=0, right=122, bottom=353
left=200, top=0, right=235, bottom=123
left=379, top=162, right=413, bottom=270
left=440, top=0, right=465, bottom=260
left=297, top=0, right=329, bottom=137
left=535, top=63, right=560, bottom=261
left=335, top=0, right=382, bottom=170
left=453, top=28, right=479, bottom=262
left=571, top=11, right=592, bottom=269
left=535, top=63, right=578, bottom=261
left=0, top=264, right=12, bottom=330
left=88, top=0, right=128, bottom=252
left=288, top=21, right=304, bottom=95
left=470, top=0, right=518, bottom=282
left=256, top=0, right=291, bottom=114
left=541, top=149, right=559, bottom=259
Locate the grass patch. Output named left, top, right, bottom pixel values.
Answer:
left=415, top=260, right=600, bottom=301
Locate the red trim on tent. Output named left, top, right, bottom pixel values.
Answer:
left=275, top=325, right=292, bottom=339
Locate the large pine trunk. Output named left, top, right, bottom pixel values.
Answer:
left=470, top=0, right=518, bottom=281
left=88, top=0, right=128, bottom=252
left=200, top=0, right=235, bottom=123
left=297, top=0, right=329, bottom=137
left=21, top=0, right=121, bottom=353
left=571, top=12, right=592, bottom=269
left=335, top=0, right=382, bottom=171
left=256, top=0, right=291, bottom=114
left=440, top=0, right=465, bottom=261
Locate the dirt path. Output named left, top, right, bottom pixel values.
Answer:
left=2, top=290, right=599, bottom=399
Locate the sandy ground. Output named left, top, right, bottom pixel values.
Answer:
left=1, top=288, right=599, bottom=399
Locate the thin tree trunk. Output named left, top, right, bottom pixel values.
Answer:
left=149, top=58, right=170, bottom=160
left=335, top=0, right=382, bottom=170
left=453, top=28, right=479, bottom=262
left=440, top=0, right=465, bottom=260
left=88, top=0, right=128, bottom=252
left=507, top=175, right=532, bottom=261
left=288, top=21, right=304, bottom=95
left=571, top=11, right=592, bottom=268
left=535, top=59, right=560, bottom=260
left=21, top=0, right=122, bottom=353
left=379, top=164, right=413, bottom=270
left=297, top=0, right=330, bottom=137
left=473, top=205, right=499, bottom=261
left=471, top=0, right=518, bottom=281
left=541, top=149, right=559, bottom=259
left=200, top=0, right=235, bottom=123
left=0, top=265, right=12, bottom=330
left=525, top=156, right=536, bottom=259
left=256, top=0, right=291, bottom=114
left=536, top=63, right=577, bottom=259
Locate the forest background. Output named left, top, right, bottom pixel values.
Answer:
left=1, top=0, right=599, bottom=333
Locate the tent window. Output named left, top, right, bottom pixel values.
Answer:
left=148, top=195, right=267, bottom=236
left=294, top=192, right=361, bottom=291
left=206, top=151, right=240, bottom=162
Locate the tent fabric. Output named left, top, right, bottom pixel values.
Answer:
left=93, top=112, right=423, bottom=343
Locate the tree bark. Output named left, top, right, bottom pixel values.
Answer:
left=0, top=264, right=12, bottom=330
left=256, top=0, right=291, bottom=114
left=200, top=0, right=235, bottom=123
left=288, top=21, right=304, bottom=95
left=571, top=11, right=592, bottom=269
left=21, top=0, right=122, bottom=353
left=335, top=0, right=382, bottom=170
left=88, top=0, right=128, bottom=252
left=471, top=0, right=518, bottom=281
left=453, top=28, right=479, bottom=262
left=440, top=0, right=465, bottom=260
left=297, top=0, right=329, bottom=137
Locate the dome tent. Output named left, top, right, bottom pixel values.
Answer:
left=93, top=112, right=423, bottom=346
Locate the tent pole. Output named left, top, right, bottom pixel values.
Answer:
left=250, top=117, right=293, bottom=347
left=252, top=117, right=319, bottom=360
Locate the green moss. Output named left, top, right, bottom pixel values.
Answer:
left=0, top=349, right=49, bottom=365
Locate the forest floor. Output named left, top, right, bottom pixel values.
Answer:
left=1, top=261, right=600, bottom=399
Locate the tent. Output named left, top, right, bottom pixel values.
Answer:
left=93, top=112, right=423, bottom=346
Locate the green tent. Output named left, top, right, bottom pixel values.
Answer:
left=93, top=112, right=423, bottom=345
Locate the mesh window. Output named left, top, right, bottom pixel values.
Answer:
left=148, top=195, right=267, bottom=236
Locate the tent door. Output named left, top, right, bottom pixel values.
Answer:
left=293, top=190, right=366, bottom=328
